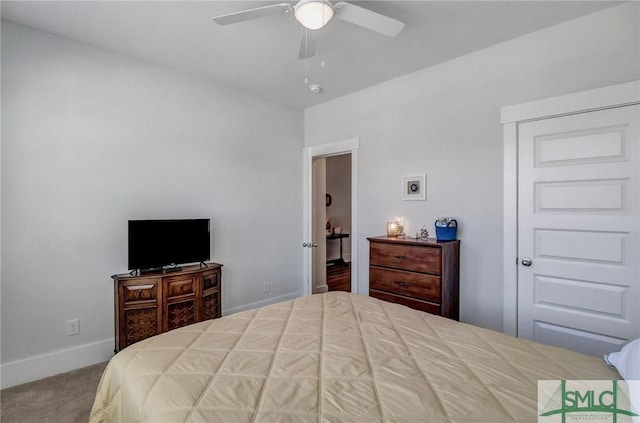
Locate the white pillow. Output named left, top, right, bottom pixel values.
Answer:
left=605, top=339, right=640, bottom=422
left=605, top=338, right=640, bottom=380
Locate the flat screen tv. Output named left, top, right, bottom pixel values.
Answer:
left=128, top=219, right=210, bottom=271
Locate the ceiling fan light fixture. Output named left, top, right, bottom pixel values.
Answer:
left=294, top=0, right=334, bottom=30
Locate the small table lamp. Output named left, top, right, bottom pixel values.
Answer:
left=386, top=221, right=403, bottom=237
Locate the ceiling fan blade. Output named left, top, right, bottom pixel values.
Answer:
left=334, top=2, right=405, bottom=37
left=299, top=29, right=319, bottom=59
left=212, top=3, right=292, bottom=25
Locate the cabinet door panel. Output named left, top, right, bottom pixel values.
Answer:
left=123, top=305, right=160, bottom=346
left=202, top=291, right=220, bottom=321
left=167, top=300, right=196, bottom=330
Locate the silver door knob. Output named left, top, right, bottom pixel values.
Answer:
left=302, top=242, right=309, bottom=248
left=302, top=243, right=318, bottom=248
left=521, top=257, right=533, bottom=267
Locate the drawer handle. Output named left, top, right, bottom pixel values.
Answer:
left=394, top=255, right=408, bottom=260
left=395, top=281, right=408, bottom=287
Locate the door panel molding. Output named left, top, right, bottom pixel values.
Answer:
left=516, top=105, right=638, bottom=356
left=502, top=81, right=640, bottom=339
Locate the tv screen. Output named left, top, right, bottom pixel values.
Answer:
left=128, top=219, right=210, bottom=271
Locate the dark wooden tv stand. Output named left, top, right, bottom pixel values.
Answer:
left=113, top=262, right=222, bottom=352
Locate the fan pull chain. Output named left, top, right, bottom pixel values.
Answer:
left=302, top=26, right=310, bottom=85
left=319, top=6, right=327, bottom=71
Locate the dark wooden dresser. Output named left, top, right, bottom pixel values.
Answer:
left=113, top=263, right=222, bottom=352
left=368, top=236, right=459, bottom=320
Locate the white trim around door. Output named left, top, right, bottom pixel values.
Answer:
left=303, top=138, right=360, bottom=296
left=501, top=80, right=640, bottom=338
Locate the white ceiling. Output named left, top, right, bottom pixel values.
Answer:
left=1, top=1, right=621, bottom=110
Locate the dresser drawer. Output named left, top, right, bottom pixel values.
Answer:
left=370, top=242, right=441, bottom=274
left=122, top=280, right=159, bottom=304
left=202, top=269, right=220, bottom=291
left=370, top=290, right=441, bottom=315
left=164, top=275, right=196, bottom=298
left=370, top=267, right=441, bottom=302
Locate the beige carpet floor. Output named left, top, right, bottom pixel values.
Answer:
left=1, top=361, right=108, bottom=423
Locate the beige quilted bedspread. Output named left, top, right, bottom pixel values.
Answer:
left=90, top=292, right=619, bottom=422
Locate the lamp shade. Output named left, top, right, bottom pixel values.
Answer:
left=386, top=221, right=403, bottom=237
left=294, top=0, right=334, bottom=30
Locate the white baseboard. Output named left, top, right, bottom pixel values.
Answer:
left=0, top=338, right=114, bottom=389
left=222, top=291, right=303, bottom=316
left=0, top=292, right=304, bottom=389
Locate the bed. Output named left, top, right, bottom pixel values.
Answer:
left=89, top=291, right=619, bottom=422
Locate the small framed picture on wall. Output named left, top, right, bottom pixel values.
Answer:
left=402, top=175, right=426, bottom=200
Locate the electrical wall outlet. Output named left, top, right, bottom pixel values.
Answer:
left=264, top=282, right=271, bottom=294
left=66, top=319, right=80, bottom=336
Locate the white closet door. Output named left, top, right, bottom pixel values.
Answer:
left=517, top=104, right=639, bottom=356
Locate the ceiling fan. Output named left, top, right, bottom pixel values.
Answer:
left=211, top=0, right=405, bottom=59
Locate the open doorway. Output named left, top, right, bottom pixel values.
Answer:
left=311, top=154, right=352, bottom=293
left=325, top=154, right=352, bottom=292
left=303, top=138, right=359, bottom=296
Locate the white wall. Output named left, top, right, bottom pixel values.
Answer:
left=305, top=3, right=640, bottom=331
left=1, top=20, right=303, bottom=387
left=2, top=2, right=639, bottom=388
left=326, top=154, right=351, bottom=262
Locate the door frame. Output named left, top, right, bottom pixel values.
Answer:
left=303, top=137, right=360, bottom=296
left=500, top=80, right=640, bottom=337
